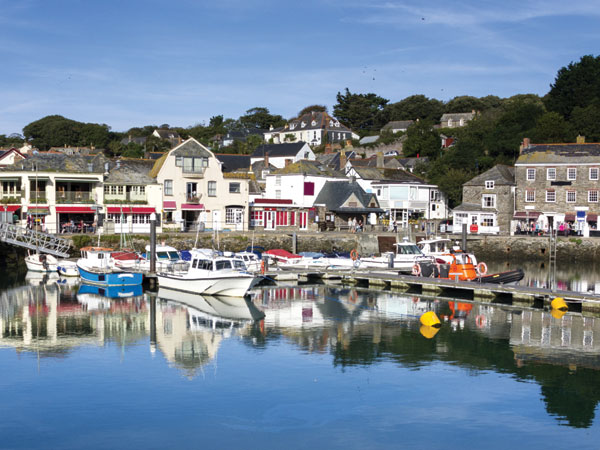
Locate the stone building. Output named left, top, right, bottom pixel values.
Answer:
left=514, top=138, right=600, bottom=233
left=453, top=165, right=515, bottom=235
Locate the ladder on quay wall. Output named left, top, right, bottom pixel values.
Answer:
left=0, top=222, right=71, bottom=258
left=548, top=229, right=558, bottom=291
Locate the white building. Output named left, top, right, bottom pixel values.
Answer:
left=250, top=142, right=315, bottom=169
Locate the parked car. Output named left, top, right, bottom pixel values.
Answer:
left=384, top=150, right=399, bottom=156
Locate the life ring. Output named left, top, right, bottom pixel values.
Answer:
left=350, top=249, right=359, bottom=261
left=412, top=263, right=421, bottom=276
left=476, top=315, right=487, bottom=328
left=353, top=259, right=361, bottom=269
left=477, top=262, right=488, bottom=276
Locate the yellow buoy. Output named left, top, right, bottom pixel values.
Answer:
left=420, top=311, right=441, bottom=328
left=551, top=297, right=568, bottom=312
left=420, top=325, right=440, bottom=339
left=551, top=308, right=567, bottom=320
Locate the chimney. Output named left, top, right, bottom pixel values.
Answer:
left=269, top=125, right=273, bottom=131
left=264, top=152, right=269, bottom=168
left=577, top=135, right=586, bottom=144
left=178, top=136, right=182, bottom=145
left=376, top=151, right=384, bottom=169
left=339, top=150, right=346, bottom=170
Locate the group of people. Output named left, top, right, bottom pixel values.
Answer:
left=516, top=220, right=579, bottom=236
left=26, top=214, right=45, bottom=232
left=61, top=219, right=95, bottom=234
left=347, top=217, right=363, bottom=233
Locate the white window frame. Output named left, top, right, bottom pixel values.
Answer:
left=208, top=181, right=217, bottom=197
left=164, top=180, right=173, bottom=196
left=225, top=207, right=243, bottom=224
left=567, top=167, right=577, bottom=181
left=485, top=181, right=494, bottom=189
left=590, top=168, right=599, bottom=181
left=482, top=194, right=496, bottom=208
left=525, top=190, right=535, bottom=202
left=589, top=190, right=598, bottom=203
left=566, top=191, right=576, bottom=203
left=545, top=190, right=556, bottom=203
left=547, top=168, right=556, bottom=181
left=526, top=168, right=536, bottom=181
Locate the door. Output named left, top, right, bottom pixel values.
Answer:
left=265, top=211, right=275, bottom=230
left=212, top=210, right=221, bottom=231
left=235, top=209, right=244, bottom=231
left=299, top=211, right=308, bottom=230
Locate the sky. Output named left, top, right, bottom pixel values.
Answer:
left=1, top=0, right=599, bottom=135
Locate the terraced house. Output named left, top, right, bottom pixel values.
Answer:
left=515, top=138, right=600, bottom=233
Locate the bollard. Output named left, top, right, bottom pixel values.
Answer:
left=462, top=223, right=467, bottom=252
left=292, top=232, right=297, bottom=255
left=150, top=213, right=157, bottom=274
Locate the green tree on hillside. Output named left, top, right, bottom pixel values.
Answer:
left=382, top=95, right=444, bottom=123
left=239, top=107, right=286, bottom=130
left=333, top=88, right=389, bottom=133
left=402, top=120, right=441, bottom=158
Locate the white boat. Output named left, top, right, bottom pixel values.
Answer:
left=57, top=259, right=79, bottom=277
left=417, top=238, right=478, bottom=265
left=140, top=244, right=186, bottom=271
left=76, top=247, right=144, bottom=286
left=360, top=240, right=432, bottom=272
left=157, top=249, right=258, bottom=297
left=233, top=251, right=262, bottom=273
left=25, top=252, right=58, bottom=272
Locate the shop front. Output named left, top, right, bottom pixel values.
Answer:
left=106, top=206, right=157, bottom=234
left=56, top=206, right=97, bottom=233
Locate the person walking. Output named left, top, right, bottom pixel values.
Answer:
left=352, top=217, right=357, bottom=233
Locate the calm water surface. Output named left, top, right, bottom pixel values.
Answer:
left=1, top=270, right=600, bottom=449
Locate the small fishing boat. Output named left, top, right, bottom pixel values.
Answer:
left=361, top=240, right=433, bottom=272
left=140, top=244, right=186, bottom=271
left=25, top=252, right=58, bottom=273
left=77, top=247, right=143, bottom=287
left=157, top=249, right=258, bottom=297
left=57, top=259, right=79, bottom=277
left=233, top=251, right=262, bottom=272
left=417, top=237, right=479, bottom=265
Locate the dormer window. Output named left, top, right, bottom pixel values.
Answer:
left=301, top=121, right=306, bottom=128
left=311, top=120, right=317, bottom=126
left=335, top=121, right=340, bottom=127
left=329, top=120, right=334, bottom=127
left=290, top=123, right=296, bottom=130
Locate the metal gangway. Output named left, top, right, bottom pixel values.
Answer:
left=0, top=222, right=71, bottom=258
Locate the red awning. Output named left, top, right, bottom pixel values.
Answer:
left=56, top=206, right=95, bottom=213
left=181, top=203, right=205, bottom=210
left=587, top=213, right=598, bottom=222
left=107, top=206, right=155, bottom=214
left=513, top=211, right=540, bottom=219
left=564, top=213, right=575, bottom=221
left=163, top=201, right=176, bottom=210
left=255, top=198, right=293, bottom=205
left=0, top=205, right=20, bottom=212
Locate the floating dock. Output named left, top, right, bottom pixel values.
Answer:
left=262, top=268, right=600, bottom=315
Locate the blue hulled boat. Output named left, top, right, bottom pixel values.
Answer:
left=77, top=247, right=143, bottom=287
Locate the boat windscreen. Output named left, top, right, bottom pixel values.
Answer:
left=167, top=251, right=180, bottom=260
left=397, top=245, right=422, bottom=255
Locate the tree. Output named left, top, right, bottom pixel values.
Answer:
left=333, top=88, right=389, bottom=133
left=545, top=55, right=600, bottom=118
left=296, top=105, right=327, bottom=117
left=570, top=103, right=600, bottom=142
left=22, top=115, right=111, bottom=150
left=402, top=120, right=441, bottom=158
left=532, top=112, right=574, bottom=143
left=239, top=107, right=285, bottom=130
left=444, top=96, right=484, bottom=113
left=382, top=95, right=444, bottom=123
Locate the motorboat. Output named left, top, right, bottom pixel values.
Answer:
left=234, top=251, right=262, bottom=273
left=140, top=244, right=186, bottom=271
left=360, top=240, right=433, bottom=272
left=57, top=259, right=79, bottom=277
left=417, top=237, right=478, bottom=265
left=77, top=247, right=144, bottom=287
left=265, top=249, right=356, bottom=270
left=156, top=249, right=259, bottom=297
left=25, top=252, right=58, bottom=273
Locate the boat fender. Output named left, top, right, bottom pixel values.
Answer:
left=477, top=262, right=488, bottom=276
left=420, top=311, right=441, bottom=328
left=476, top=315, right=487, bottom=328
left=350, top=249, right=359, bottom=261
left=551, top=297, right=568, bottom=312
left=412, top=263, right=421, bottom=276
left=260, top=260, right=265, bottom=275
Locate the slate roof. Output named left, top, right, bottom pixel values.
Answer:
left=316, top=150, right=357, bottom=171
left=146, top=151, right=167, bottom=160
left=0, top=152, right=109, bottom=173
left=516, top=143, right=600, bottom=164
left=359, top=135, right=380, bottom=145
left=215, top=154, right=251, bottom=172
left=286, top=111, right=353, bottom=134
left=381, top=120, right=414, bottom=131
left=120, top=136, right=147, bottom=146
left=397, top=157, right=428, bottom=169
left=314, top=180, right=380, bottom=211
left=104, top=159, right=156, bottom=185
left=154, top=129, right=180, bottom=140
left=463, top=164, right=515, bottom=186
left=348, top=156, right=402, bottom=170
left=452, top=202, right=492, bottom=213
left=272, top=160, right=345, bottom=177
left=251, top=142, right=306, bottom=158
left=359, top=168, right=427, bottom=184
left=171, top=139, right=212, bottom=158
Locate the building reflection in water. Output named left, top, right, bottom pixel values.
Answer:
left=2, top=280, right=600, bottom=427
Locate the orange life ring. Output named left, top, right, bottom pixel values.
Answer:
left=477, top=262, right=488, bottom=276
left=412, top=263, right=421, bottom=276
left=476, top=315, right=487, bottom=328
left=350, top=249, right=359, bottom=261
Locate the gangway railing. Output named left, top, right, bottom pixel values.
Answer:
left=0, top=222, right=71, bottom=258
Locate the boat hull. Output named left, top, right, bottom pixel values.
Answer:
left=77, top=264, right=143, bottom=286
left=25, top=255, right=58, bottom=273
left=157, top=273, right=256, bottom=297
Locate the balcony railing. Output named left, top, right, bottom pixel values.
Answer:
left=186, top=196, right=201, bottom=204
left=56, top=191, right=93, bottom=204
left=0, top=192, right=22, bottom=203
left=182, top=167, right=205, bottom=178
left=104, top=192, right=147, bottom=204
left=30, top=191, right=47, bottom=203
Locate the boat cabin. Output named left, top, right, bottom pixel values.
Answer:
left=190, top=255, right=247, bottom=272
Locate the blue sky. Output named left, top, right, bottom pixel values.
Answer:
left=1, top=0, right=599, bottom=135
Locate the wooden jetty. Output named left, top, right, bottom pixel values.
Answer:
left=262, top=267, right=600, bottom=315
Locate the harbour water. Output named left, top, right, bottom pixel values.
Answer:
left=1, top=270, right=600, bottom=449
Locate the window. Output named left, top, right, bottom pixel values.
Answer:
left=164, top=180, right=173, bottom=196
left=304, top=152, right=310, bottom=159
left=547, top=168, right=556, bottom=180
left=482, top=194, right=496, bottom=208
left=481, top=215, right=494, bottom=227
left=485, top=181, right=494, bottom=189
left=566, top=191, right=576, bottom=203
left=526, top=168, right=536, bottom=180
left=175, top=156, right=183, bottom=167
left=454, top=213, right=467, bottom=227
left=117, top=186, right=124, bottom=195
left=546, top=190, right=556, bottom=202
left=567, top=167, right=577, bottom=180
left=251, top=210, right=264, bottom=227
left=589, top=190, right=598, bottom=203
left=182, top=157, right=207, bottom=173
left=104, top=185, right=110, bottom=194
left=229, top=182, right=241, bottom=193
left=225, top=207, right=243, bottom=224
left=208, top=181, right=216, bottom=197
left=303, top=182, right=315, bottom=196
left=139, top=186, right=145, bottom=194
left=430, top=190, right=440, bottom=201
left=590, top=168, right=599, bottom=180
left=525, top=190, right=535, bottom=202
